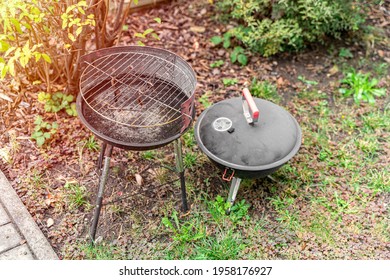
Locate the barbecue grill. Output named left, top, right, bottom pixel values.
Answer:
left=195, top=88, right=301, bottom=213
left=76, top=46, right=197, bottom=241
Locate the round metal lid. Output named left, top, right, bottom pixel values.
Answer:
left=194, top=97, right=302, bottom=171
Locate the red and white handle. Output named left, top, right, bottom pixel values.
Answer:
left=242, top=88, right=259, bottom=124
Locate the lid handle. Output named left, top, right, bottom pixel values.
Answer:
left=242, top=88, right=259, bottom=124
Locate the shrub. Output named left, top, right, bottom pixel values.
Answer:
left=0, top=0, right=135, bottom=94
left=215, top=0, right=366, bottom=56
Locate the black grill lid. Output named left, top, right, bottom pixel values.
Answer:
left=194, top=96, right=301, bottom=171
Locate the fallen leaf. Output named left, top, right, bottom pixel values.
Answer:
left=47, top=218, right=54, bottom=228
left=135, top=174, right=143, bottom=186
left=0, top=93, right=13, bottom=102
left=190, top=26, right=206, bottom=33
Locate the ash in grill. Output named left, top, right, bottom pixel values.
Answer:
left=82, top=77, right=188, bottom=144
left=76, top=46, right=197, bottom=241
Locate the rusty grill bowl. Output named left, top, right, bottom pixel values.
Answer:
left=77, top=46, right=197, bottom=150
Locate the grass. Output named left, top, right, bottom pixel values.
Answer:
left=64, top=182, right=91, bottom=210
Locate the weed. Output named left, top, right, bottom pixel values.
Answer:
left=84, top=135, right=100, bottom=152
left=64, top=182, right=90, bottom=210
left=210, top=60, right=224, bottom=68
left=38, top=91, right=77, bottom=116
left=31, top=116, right=58, bottom=147
left=198, top=91, right=212, bottom=108
left=338, top=47, right=353, bottom=58
left=230, top=46, right=248, bottom=66
left=161, top=210, right=205, bottom=243
left=193, top=230, right=245, bottom=260
left=365, top=169, right=390, bottom=194
left=183, top=152, right=197, bottom=169
left=298, top=75, right=318, bottom=86
left=79, top=243, right=125, bottom=260
left=182, top=128, right=195, bottom=149
left=250, top=78, right=280, bottom=103
left=208, top=195, right=250, bottom=225
left=211, top=34, right=248, bottom=66
left=270, top=196, right=301, bottom=230
left=141, top=150, right=156, bottom=160
left=222, top=78, right=238, bottom=86
left=339, top=69, right=386, bottom=105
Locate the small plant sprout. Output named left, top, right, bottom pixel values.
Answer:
left=31, top=116, right=58, bottom=147
left=222, top=78, right=238, bottom=87
left=339, top=69, right=386, bottom=105
left=210, top=60, right=224, bottom=68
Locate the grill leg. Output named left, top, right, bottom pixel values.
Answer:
left=90, top=144, right=113, bottom=242
left=226, top=177, right=242, bottom=215
left=97, top=142, right=107, bottom=170
left=174, top=138, right=189, bottom=212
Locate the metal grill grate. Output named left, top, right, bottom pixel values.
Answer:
left=79, top=47, right=196, bottom=129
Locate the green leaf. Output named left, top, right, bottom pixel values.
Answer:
left=210, top=36, right=223, bottom=45
left=52, top=122, right=58, bottom=129
left=154, top=17, right=161, bottom=24
left=230, top=52, right=237, bottom=63
left=237, top=53, right=248, bottom=66
left=43, top=132, right=51, bottom=139
left=143, top=28, right=154, bottom=36
left=36, top=136, right=45, bottom=147
left=34, top=116, right=43, bottom=125
left=134, top=33, right=145, bottom=38
left=1, top=65, right=8, bottom=79
left=136, top=41, right=145, bottom=46
left=134, top=0, right=139, bottom=5
left=223, top=38, right=231, bottom=49
left=42, top=54, right=52, bottom=63
left=151, top=33, right=160, bottom=40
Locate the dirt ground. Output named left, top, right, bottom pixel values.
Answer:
left=0, top=0, right=389, bottom=259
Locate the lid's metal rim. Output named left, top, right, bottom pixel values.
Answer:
left=194, top=101, right=302, bottom=171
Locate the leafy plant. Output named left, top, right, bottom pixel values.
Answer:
left=210, top=60, right=224, bottom=68
left=222, top=78, right=238, bottom=86
left=38, top=91, right=77, bottom=116
left=298, top=75, right=318, bottom=86
left=84, top=135, right=99, bottom=151
left=141, top=150, right=156, bottom=160
left=230, top=46, right=248, bottom=66
left=215, top=0, right=366, bottom=57
left=250, top=78, right=280, bottom=103
left=64, top=182, right=90, bottom=210
left=208, top=195, right=250, bottom=224
left=198, top=91, right=212, bottom=108
left=211, top=33, right=248, bottom=66
left=0, top=0, right=142, bottom=94
left=339, top=47, right=354, bottom=58
left=194, top=230, right=245, bottom=260
left=339, top=69, right=386, bottom=105
left=183, top=152, right=197, bottom=169
left=162, top=210, right=205, bottom=243
left=134, top=17, right=161, bottom=46
left=31, top=116, right=58, bottom=147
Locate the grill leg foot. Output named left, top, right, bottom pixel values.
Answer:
left=174, top=138, right=189, bottom=212
left=226, top=177, right=241, bottom=215
left=90, top=144, right=113, bottom=243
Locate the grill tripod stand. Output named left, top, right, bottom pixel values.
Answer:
left=90, top=138, right=189, bottom=242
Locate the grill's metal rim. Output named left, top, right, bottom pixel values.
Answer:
left=78, top=46, right=197, bottom=129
